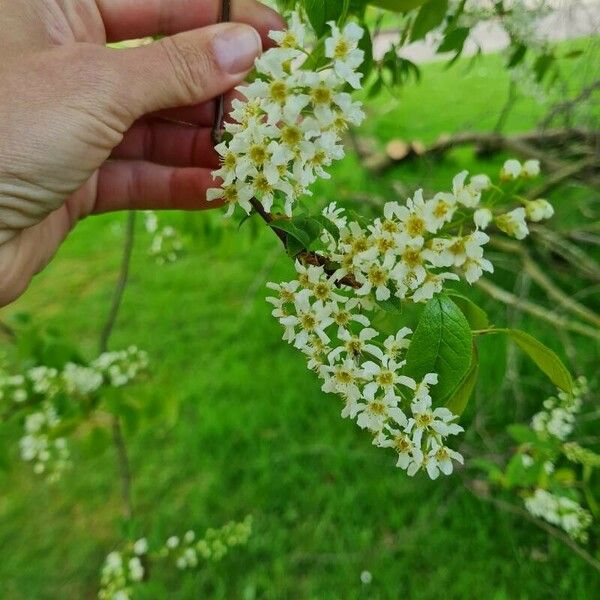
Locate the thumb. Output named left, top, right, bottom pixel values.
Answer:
left=109, top=23, right=262, bottom=118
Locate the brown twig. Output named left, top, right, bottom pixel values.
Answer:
left=99, top=211, right=137, bottom=521
left=465, top=480, right=600, bottom=573
left=539, top=79, right=600, bottom=130
left=474, top=277, right=600, bottom=340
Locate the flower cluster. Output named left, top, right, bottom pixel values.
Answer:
left=2, top=347, right=148, bottom=480
left=144, top=211, right=184, bottom=265
left=92, top=346, right=149, bottom=388
left=531, top=376, right=587, bottom=441
left=19, top=402, right=70, bottom=481
left=267, top=268, right=464, bottom=479
left=98, top=518, right=252, bottom=599
left=208, top=12, right=366, bottom=217
left=266, top=163, right=557, bottom=478
left=160, top=517, right=253, bottom=569
left=99, top=538, right=147, bottom=600
left=525, top=489, right=593, bottom=542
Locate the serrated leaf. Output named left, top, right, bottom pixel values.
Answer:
left=505, top=329, right=573, bottom=393
left=405, top=294, right=473, bottom=402
left=270, top=219, right=310, bottom=248
left=292, top=216, right=322, bottom=245
left=411, top=0, right=448, bottom=42
left=312, top=215, right=340, bottom=240
left=446, top=292, right=489, bottom=330
left=445, top=346, right=478, bottom=415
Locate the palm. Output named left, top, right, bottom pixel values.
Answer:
left=0, top=0, right=282, bottom=305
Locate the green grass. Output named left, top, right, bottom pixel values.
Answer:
left=1, top=40, right=599, bottom=599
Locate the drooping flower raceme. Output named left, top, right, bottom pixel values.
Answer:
left=99, top=517, right=252, bottom=600
left=266, top=163, right=555, bottom=479
left=1, top=347, right=148, bottom=481
left=207, top=13, right=366, bottom=217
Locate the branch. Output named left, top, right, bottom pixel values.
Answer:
left=539, top=80, right=600, bottom=130
left=465, top=480, right=600, bottom=573
left=527, top=157, right=599, bottom=199
left=489, top=237, right=600, bottom=328
left=99, top=211, right=137, bottom=521
left=0, top=319, right=15, bottom=341
left=365, top=129, right=599, bottom=175
left=474, top=277, right=600, bottom=340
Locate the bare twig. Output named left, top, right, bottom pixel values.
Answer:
left=494, top=79, right=518, bottom=134
left=539, top=80, right=600, bottom=130
left=465, top=480, right=600, bottom=573
left=527, top=157, right=599, bottom=199
left=99, top=211, right=137, bottom=521
left=474, top=277, right=600, bottom=340
left=489, top=237, right=600, bottom=328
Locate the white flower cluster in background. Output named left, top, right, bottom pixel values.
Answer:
left=531, top=376, right=587, bottom=441
left=159, top=517, right=253, bottom=569
left=92, top=346, right=149, bottom=388
left=525, top=489, right=592, bottom=542
left=19, top=402, right=70, bottom=482
left=99, top=538, right=147, bottom=600
left=98, top=518, right=252, bottom=599
left=144, top=211, right=184, bottom=265
left=208, top=12, right=366, bottom=217
left=519, top=377, right=593, bottom=541
left=1, top=347, right=148, bottom=481
left=266, top=164, right=556, bottom=479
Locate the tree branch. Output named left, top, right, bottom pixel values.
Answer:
left=99, top=211, right=137, bottom=521
left=474, top=277, right=600, bottom=340
left=539, top=79, right=600, bottom=130
left=464, top=480, right=600, bottom=573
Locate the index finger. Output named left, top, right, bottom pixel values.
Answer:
left=97, top=0, right=285, bottom=43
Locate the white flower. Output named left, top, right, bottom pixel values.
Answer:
left=356, top=392, right=406, bottom=432
left=496, top=207, right=529, bottom=240
left=522, top=159, right=540, bottom=178
left=325, top=21, right=365, bottom=89
left=269, top=11, right=306, bottom=49
left=362, top=356, right=416, bottom=398
left=425, top=439, right=464, bottom=479
left=62, top=363, right=103, bottom=396
left=525, top=199, right=554, bottom=222
left=474, top=208, right=493, bottom=230
left=450, top=171, right=484, bottom=208
left=133, top=538, right=148, bottom=556
left=280, top=289, right=333, bottom=349
left=501, top=159, right=522, bottom=180
left=166, top=536, right=180, bottom=549
left=128, top=557, right=144, bottom=582
left=355, top=254, right=396, bottom=301
left=383, top=328, right=412, bottom=360
left=329, top=327, right=383, bottom=362
left=206, top=182, right=254, bottom=217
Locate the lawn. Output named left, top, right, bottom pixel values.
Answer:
left=0, top=38, right=599, bottom=599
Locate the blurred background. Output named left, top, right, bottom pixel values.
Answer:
left=1, top=1, right=599, bottom=598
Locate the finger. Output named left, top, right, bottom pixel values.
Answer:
left=150, top=89, right=243, bottom=127
left=111, top=121, right=219, bottom=168
left=94, top=160, right=223, bottom=213
left=109, top=23, right=261, bottom=118
left=97, top=0, right=285, bottom=43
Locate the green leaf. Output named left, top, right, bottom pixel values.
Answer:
left=507, top=43, right=527, bottom=68
left=438, top=26, right=469, bottom=53
left=534, top=53, right=554, bottom=82
left=507, top=424, right=541, bottom=445
left=445, top=346, right=478, bottom=415
left=292, top=216, right=322, bottom=245
left=312, top=215, right=340, bottom=241
left=270, top=219, right=310, bottom=251
left=411, top=0, right=448, bottom=42
left=303, top=0, right=346, bottom=36
left=505, top=329, right=573, bottom=393
left=369, top=0, right=430, bottom=13
left=446, top=292, right=489, bottom=330
left=358, top=23, right=374, bottom=80
left=405, top=294, right=473, bottom=402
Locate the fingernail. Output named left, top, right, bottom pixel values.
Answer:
left=213, top=25, right=262, bottom=75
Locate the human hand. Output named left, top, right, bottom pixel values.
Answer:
left=0, top=0, right=283, bottom=305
